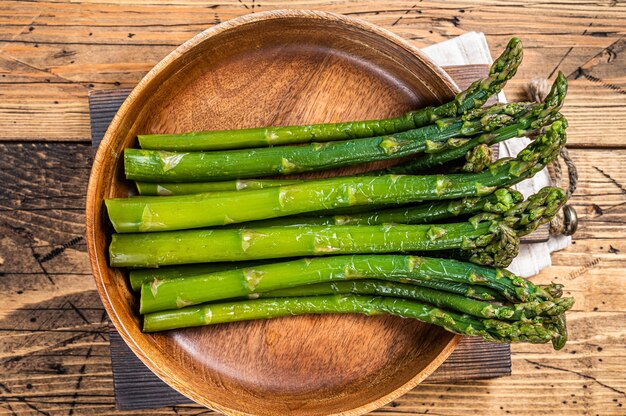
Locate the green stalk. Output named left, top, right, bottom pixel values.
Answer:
left=138, top=254, right=558, bottom=314
left=237, top=188, right=523, bottom=228
left=134, top=148, right=494, bottom=197
left=129, top=261, right=268, bottom=292
left=269, top=279, right=508, bottom=302
left=258, top=280, right=575, bottom=321
left=125, top=103, right=530, bottom=182
left=106, top=120, right=567, bottom=233
left=142, top=294, right=559, bottom=346
left=137, top=38, right=523, bottom=151
left=136, top=179, right=301, bottom=196
left=111, top=185, right=566, bottom=270
left=129, top=263, right=506, bottom=302
left=392, top=72, right=567, bottom=173
left=114, top=220, right=518, bottom=268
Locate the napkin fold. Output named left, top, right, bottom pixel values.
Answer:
left=422, top=32, right=570, bottom=277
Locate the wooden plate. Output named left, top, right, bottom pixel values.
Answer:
left=86, top=10, right=461, bottom=416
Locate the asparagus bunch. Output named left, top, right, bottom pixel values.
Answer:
left=109, top=186, right=565, bottom=268
left=136, top=37, right=523, bottom=151
left=105, top=37, right=576, bottom=350
left=139, top=253, right=566, bottom=314
left=125, top=102, right=532, bottom=182
left=106, top=120, right=566, bottom=233
left=391, top=71, right=567, bottom=174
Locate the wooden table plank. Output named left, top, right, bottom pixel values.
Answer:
left=1, top=144, right=624, bottom=415
left=0, top=0, right=624, bottom=145
left=1, top=1, right=625, bottom=414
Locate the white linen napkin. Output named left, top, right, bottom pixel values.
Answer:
left=421, top=32, right=570, bottom=277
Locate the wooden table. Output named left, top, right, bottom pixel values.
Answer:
left=1, top=1, right=624, bottom=415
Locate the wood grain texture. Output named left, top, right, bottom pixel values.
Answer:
left=0, top=0, right=625, bottom=146
left=2, top=144, right=624, bottom=415
left=1, top=2, right=624, bottom=415
left=109, top=329, right=510, bottom=410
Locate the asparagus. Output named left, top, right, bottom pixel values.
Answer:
left=129, top=260, right=268, bottom=292
left=392, top=72, right=567, bottom=173
left=138, top=254, right=559, bottom=313
left=106, top=120, right=567, bottom=233
left=113, top=220, right=517, bottom=268
left=257, top=280, right=575, bottom=321
left=136, top=179, right=301, bottom=196
left=111, top=185, right=566, bottom=269
left=129, top=263, right=507, bottom=301
left=136, top=38, right=523, bottom=152
left=236, top=188, right=523, bottom=228
left=142, top=294, right=560, bottom=346
left=550, top=315, right=569, bottom=350
left=262, top=279, right=509, bottom=301
left=134, top=143, right=493, bottom=197
left=462, top=144, right=493, bottom=173
left=125, top=103, right=531, bottom=182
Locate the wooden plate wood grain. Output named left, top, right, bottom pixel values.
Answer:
left=86, top=10, right=462, bottom=416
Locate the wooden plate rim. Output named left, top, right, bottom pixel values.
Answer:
left=86, top=9, right=462, bottom=415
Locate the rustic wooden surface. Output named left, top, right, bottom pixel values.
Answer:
left=0, top=1, right=625, bottom=415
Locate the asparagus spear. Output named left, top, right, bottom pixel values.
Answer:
left=257, top=280, right=575, bottom=321
left=142, top=294, right=560, bottom=347
left=129, top=260, right=269, bottom=292
left=392, top=72, right=567, bottom=173
left=138, top=254, right=559, bottom=314
left=113, top=219, right=518, bottom=268
left=133, top=144, right=492, bottom=196
left=136, top=38, right=523, bottom=152
left=235, top=188, right=523, bottom=228
left=125, top=103, right=531, bottom=182
left=131, top=263, right=506, bottom=301
left=261, top=279, right=512, bottom=301
left=136, top=179, right=301, bottom=196
left=106, top=120, right=566, bottom=233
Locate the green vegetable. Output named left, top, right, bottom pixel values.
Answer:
left=129, top=263, right=515, bottom=303
left=106, top=120, right=566, bottom=233
left=392, top=72, right=567, bottom=173
left=237, top=188, right=523, bottom=228
left=259, top=280, right=574, bottom=321
left=138, top=254, right=562, bottom=314
left=125, top=103, right=530, bottom=183
left=138, top=252, right=563, bottom=316
left=129, top=261, right=268, bottom=292
left=137, top=38, right=523, bottom=151
left=135, top=179, right=301, bottom=196
left=142, top=294, right=560, bottom=347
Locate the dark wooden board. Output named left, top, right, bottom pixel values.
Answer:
left=89, top=64, right=521, bottom=411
